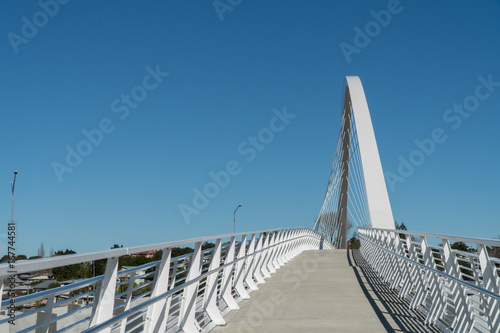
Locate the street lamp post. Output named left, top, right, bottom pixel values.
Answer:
left=233, top=204, right=242, bottom=234
left=10, top=171, right=18, bottom=226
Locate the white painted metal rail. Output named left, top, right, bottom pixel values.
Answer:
left=359, top=227, right=500, bottom=333
left=0, top=227, right=331, bottom=332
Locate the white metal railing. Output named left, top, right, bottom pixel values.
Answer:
left=0, top=227, right=332, bottom=332
left=359, top=227, right=500, bottom=333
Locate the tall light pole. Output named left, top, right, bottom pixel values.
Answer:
left=233, top=204, right=242, bottom=234
left=10, top=171, right=18, bottom=226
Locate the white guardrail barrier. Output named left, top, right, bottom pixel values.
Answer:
left=359, top=227, right=500, bottom=333
left=0, top=228, right=331, bottom=333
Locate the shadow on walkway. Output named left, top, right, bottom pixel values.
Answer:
left=348, top=249, right=441, bottom=333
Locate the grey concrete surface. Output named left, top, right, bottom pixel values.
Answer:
left=214, top=250, right=385, bottom=333
left=213, top=249, right=440, bottom=333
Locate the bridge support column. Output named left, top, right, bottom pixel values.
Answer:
left=336, top=98, right=351, bottom=249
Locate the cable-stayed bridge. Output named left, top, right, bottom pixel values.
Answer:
left=1, top=77, right=500, bottom=332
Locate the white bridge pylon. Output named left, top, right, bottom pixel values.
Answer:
left=314, top=76, right=394, bottom=248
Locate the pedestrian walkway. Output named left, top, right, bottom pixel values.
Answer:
left=214, top=249, right=441, bottom=333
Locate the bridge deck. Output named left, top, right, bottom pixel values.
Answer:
left=214, top=249, right=440, bottom=333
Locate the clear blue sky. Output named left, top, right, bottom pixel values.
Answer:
left=1, top=1, right=499, bottom=257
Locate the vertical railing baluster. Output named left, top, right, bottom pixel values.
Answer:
left=266, top=232, right=278, bottom=274
left=178, top=241, right=202, bottom=333
left=478, top=243, right=500, bottom=331
left=252, top=234, right=266, bottom=284
left=203, top=238, right=226, bottom=325
left=118, top=270, right=136, bottom=333
left=234, top=234, right=250, bottom=299
left=243, top=233, right=259, bottom=291
left=442, top=239, right=473, bottom=331
left=144, top=247, right=172, bottom=333
left=89, top=256, right=119, bottom=333
left=408, top=236, right=427, bottom=310
left=40, top=293, right=55, bottom=333
left=259, top=233, right=272, bottom=278
left=220, top=236, right=239, bottom=311
left=422, top=238, right=446, bottom=325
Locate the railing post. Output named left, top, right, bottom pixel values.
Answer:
left=144, top=247, right=172, bottom=333
left=251, top=234, right=266, bottom=284
left=478, top=243, right=500, bottom=331
left=266, top=232, right=278, bottom=274
left=243, top=233, right=259, bottom=291
left=289, top=229, right=300, bottom=257
left=421, top=237, right=446, bottom=325
left=388, top=233, right=404, bottom=290
left=203, top=238, right=226, bottom=325
left=118, top=270, right=137, bottom=333
left=234, top=234, right=250, bottom=299
left=442, top=239, right=473, bottom=331
left=259, top=233, right=272, bottom=278
left=274, top=230, right=288, bottom=266
left=281, top=229, right=294, bottom=262
left=379, top=231, right=393, bottom=281
left=221, top=236, right=239, bottom=310
left=372, top=230, right=385, bottom=274
left=89, top=256, right=119, bottom=333
left=396, top=236, right=415, bottom=299
left=407, top=236, right=428, bottom=310
left=40, top=294, right=55, bottom=333
left=178, top=241, right=202, bottom=333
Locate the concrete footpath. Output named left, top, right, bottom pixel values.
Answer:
left=214, top=249, right=440, bottom=333
left=214, top=250, right=386, bottom=333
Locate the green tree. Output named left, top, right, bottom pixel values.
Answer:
left=348, top=232, right=360, bottom=249
left=451, top=241, right=470, bottom=252
left=395, top=221, right=408, bottom=239
left=52, top=249, right=91, bottom=281
left=202, top=242, right=215, bottom=250
left=55, top=249, right=76, bottom=255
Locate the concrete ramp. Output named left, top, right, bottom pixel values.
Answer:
left=214, top=250, right=440, bottom=333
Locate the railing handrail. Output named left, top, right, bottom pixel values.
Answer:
left=359, top=226, right=500, bottom=247
left=360, top=235, right=500, bottom=301
left=359, top=226, right=500, bottom=332
left=79, top=232, right=320, bottom=333
left=0, top=227, right=305, bottom=276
